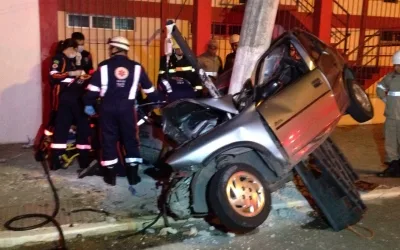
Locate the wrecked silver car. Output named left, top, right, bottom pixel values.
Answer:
left=149, top=27, right=374, bottom=233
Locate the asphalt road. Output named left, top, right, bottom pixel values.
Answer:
left=14, top=198, right=400, bottom=250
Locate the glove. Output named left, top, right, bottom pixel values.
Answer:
left=84, top=106, right=96, bottom=116
left=68, top=70, right=83, bottom=77
left=76, top=52, right=82, bottom=66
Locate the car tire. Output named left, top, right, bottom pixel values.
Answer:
left=345, top=78, right=374, bottom=123
left=207, top=163, right=271, bottom=233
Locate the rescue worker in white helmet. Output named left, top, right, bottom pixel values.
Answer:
left=157, top=38, right=201, bottom=97
left=376, top=50, right=400, bottom=178
left=224, top=34, right=240, bottom=72
left=83, top=36, right=161, bottom=186
left=172, top=39, right=202, bottom=93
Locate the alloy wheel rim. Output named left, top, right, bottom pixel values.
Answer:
left=225, top=170, right=265, bottom=217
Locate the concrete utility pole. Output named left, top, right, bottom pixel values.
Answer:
left=228, top=0, right=280, bottom=95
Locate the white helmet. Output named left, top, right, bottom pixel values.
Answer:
left=108, top=36, right=130, bottom=51
left=393, top=51, right=400, bottom=65
left=229, top=34, right=240, bottom=44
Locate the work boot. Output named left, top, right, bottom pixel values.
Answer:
left=103, top=166, right=117, bottom=186
left=377, top=160, right=400, bottom=178
left=49, top=153, right=63, bottom=171
left=126, top=163, right=141, bottom=185
left=115, top=161, right=127, bottom=177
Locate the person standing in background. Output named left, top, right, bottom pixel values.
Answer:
left=376, top=50, right=400, bottom=178
left=224, top=34, right=240, bottom=72
left=71, top=32, right=94, bottom=74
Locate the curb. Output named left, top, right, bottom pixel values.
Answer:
left=1, top=186, right=400, bottom=248
left=0, top=216, right=201, bottom=248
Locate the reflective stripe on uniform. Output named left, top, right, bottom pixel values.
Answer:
left=125, top=158, right=143, bottom=164
left=51, top=143, right=67, bottom=149
left=377, top=84, right=387, bottom=91
left=143, top=86, right=155, bottom=94
left=137, top=119, right=145, bottom=126
left=101, top=158, right=118, bottom=166
left=159, top=69, right=177, bottom=74
left=388, top=91, right=400, bottom=96
left=76, top=144, right=92, bottom=150
left=162, top=80, right=173, bottom=93
left=195, top=86, right=203, bottom=90
left=100, top=65, right=109, bottom=97
left=50, top=71, right=59, bottom=75
left=61, top=78, right=75, bottom=83
left=206, top=72, right=217, bottom=77
left=87, top=84, right=100, bottom=92
left=44, top=130, right=53, bottom=136
left=175, top=66, right=194, bottom=72
left=128, top=65, right=141, bottom=100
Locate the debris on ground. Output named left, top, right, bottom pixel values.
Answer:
left=145, top=228, right=156, bottom=234
left=209, top=226, right=215, bottom=231
left=159, top=227, right=178, bottom=236
left=183, top=226, right=198, bottom=236
left=197, top=230, right=211, bottom=237
left=227, top=232, right=236, bottom=237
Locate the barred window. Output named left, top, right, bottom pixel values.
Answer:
left=68, top=14, right=90, bottom=28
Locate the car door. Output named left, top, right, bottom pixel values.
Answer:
left=255, top=42, right=342, bottom=165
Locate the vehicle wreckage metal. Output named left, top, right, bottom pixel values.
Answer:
left=143, top=22, right=374, bottom=233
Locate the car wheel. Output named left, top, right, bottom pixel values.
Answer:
left=345, top=79, right=374, bottom=123
left=208, top=163, right=271, bottom=233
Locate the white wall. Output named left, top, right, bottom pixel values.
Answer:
left=0, top=0, right=42, bottom=144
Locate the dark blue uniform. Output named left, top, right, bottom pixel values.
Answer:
left=49, top=53, right=91, bottom=170
left=84, top=55, right=159, bottom=171
left=158, top=76, right=196, bottom=103
left=157, top=54, right=202, bottom=97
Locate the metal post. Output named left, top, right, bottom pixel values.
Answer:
left=228, top=0, right=280, bottom=95
left=313, top=0, right=333, bottom=44
left=193, top=0, right=212, bottom=56
left=356, top=0, right=369, bottom=65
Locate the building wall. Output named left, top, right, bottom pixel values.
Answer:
left=3, top=0, right=399, bottom=144
left=0, top=0, right=42, bottom=143
left=57, top=10, right=193, bottom=84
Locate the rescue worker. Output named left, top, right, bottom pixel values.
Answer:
left=197, top=39, right=224, bottom=81
left=224, top=34, right=240, bottom=72
left=172, top=40, right=201, bottom=91
left=158, top=38, right=202, bottom=97
left=83, top=36, right=160, bottom=186
left=71, top=32, right=94, bottom=74
left=376, top=50, right=400, bottom=178
left=49, top=38, right=92, bottom=171
left=158, top=76, right=196, bottom=103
